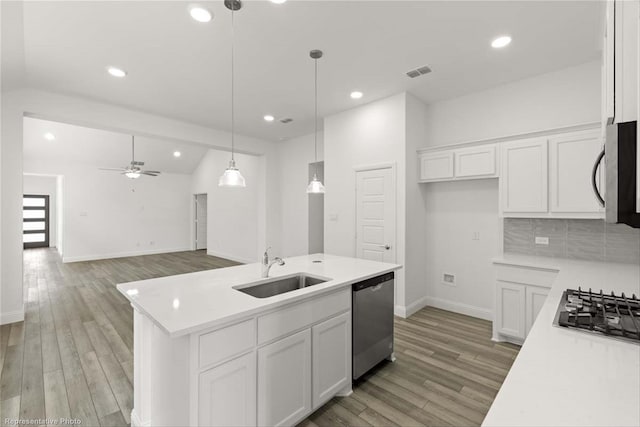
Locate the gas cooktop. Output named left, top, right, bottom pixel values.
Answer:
left=554, top=288, right=640, bottom=344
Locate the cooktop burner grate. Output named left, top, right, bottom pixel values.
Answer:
left=556, top=287, right=640, bottom=342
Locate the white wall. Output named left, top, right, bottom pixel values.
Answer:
left=23, top=174, right=58, bottom=248
left=191, top=150, right=261, bottom=263
left=1, top=88, right=282, bottom=324
left=324, top=93, right=409, bottom=314
left=421, top=61, right=601, bottom=320
left=276, top=132, right=324, bottom=257
left=424, top=61, right=601, bottom=146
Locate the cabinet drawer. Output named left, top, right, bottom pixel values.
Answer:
left=199, top=319, right=256, bottom=369
left=258, top=288, right=350, bottom=345
left=494, top=263, right=558, bottom=289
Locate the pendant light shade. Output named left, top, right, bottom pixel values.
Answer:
left=219, top=0, right=246, bottom=188
left=306, top=173, right=325, bottom=194
left=307, top=49, right=325, bottom=194
left=218, top=159, right=246, bottom=187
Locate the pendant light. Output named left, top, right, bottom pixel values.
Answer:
left=219, top=0, right=246, bottom=187
left=307, top=49, right=325, bottom=194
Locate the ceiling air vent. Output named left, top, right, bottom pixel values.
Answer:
left=406, top=65, right=432, bottom=78
left=280, top=118, right=293, bottom=124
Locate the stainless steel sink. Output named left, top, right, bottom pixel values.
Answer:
left=234, top=274, right=330, bottom=298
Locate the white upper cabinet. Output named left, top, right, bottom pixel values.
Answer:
left=418, top=143, right=497, bottom=182
left=603, top=0, right=639, bottom=125
left=500, top=138, right=548, bottom=213
left=454, top=145, right=497, bottom=179
left=549, top=130, right=604, bottom=214
left=419, top=150, right=454, bottom=181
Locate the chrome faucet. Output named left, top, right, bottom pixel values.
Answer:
left=261, top=247, right=285, bottom=278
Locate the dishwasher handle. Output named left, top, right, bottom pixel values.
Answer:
left=352, top=272, right=394, bottom=292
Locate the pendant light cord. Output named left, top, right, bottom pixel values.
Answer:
left=314, top=56, right=318, bottom=177
left=231, top=5, right=235, bottom=162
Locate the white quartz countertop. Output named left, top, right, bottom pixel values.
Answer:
left=117, top=253, right=401, bottom=338
left=483, top=253, right=640, bottom=427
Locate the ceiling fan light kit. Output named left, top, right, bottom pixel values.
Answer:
left=219, top=0, right=246, bottom=188
left=99, top=135, right=162, bottom=179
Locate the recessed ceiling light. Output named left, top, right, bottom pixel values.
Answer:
left=350, top=91, right=363, bottom=99
left=270, top=0, right=287, bottom=4
left=189, top=6, right=212, bottom=23
left=173, top=151, right=182, bottom=158
left=43, top=132, right=56, bottom=141
left=107, top=66, right=127, bottom=78
left=264, top=115, right=275, bottom=122
left=491, top=35, right=512, bottom=49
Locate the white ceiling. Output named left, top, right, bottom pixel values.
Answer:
left=23, top=117, right=209, bottom=174
left=14, top=1, right=603, bottom=142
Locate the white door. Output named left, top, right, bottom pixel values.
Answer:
left=501, top=138, right=548, bottom=213
left=355, top=167, right=395, bottom=263
left=549, top=130, right=604, bottom=214
left=195, top=194, right=207, bottom=250
left=525, top=286, right=550, bottom=336
left=257, top=329, right=311, bottom=427
left=495, top=281, right=526, bottom=340
left=198, top=351, right=256, bottom=427
left=311, top=312, right=350, bottom=410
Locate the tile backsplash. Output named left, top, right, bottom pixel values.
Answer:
left=504, top=218, right=640, bottom=264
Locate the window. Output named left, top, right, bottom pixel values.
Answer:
left=23, top=195, right=49, bottom=249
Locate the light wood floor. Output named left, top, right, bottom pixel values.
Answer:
left=0, top=248, right=239, bottom=427
left=1, top=249, right=520, bottom=427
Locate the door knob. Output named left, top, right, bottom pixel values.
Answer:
left=375, top=244, right=391, bottom=250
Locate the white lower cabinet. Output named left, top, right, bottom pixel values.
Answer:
left=198, top=351, right=257, bottom=427
left=495, top=281, right=552, bottom=344
left=312, top=312, right=351, bottom=409
left=525, top=286, right=550, bottom=335
left=257, top=329, right=312, bottom=427
left=495, top=281, right=527, bottom=340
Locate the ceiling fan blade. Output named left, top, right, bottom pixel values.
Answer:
left=99, top=167, right=127, bottom=171
left=142, top=170, right=161, bottom=174
left=140, top=172, right=159, bottom=176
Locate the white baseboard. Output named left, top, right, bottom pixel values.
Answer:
left=130, top=409, right=150, bottom=427
left=206, top=250, right=255, bottom=264
left=63, top=247, right=191, bottom=263
left=424, top=296, right=493, bottom=321
left=394, top=295, right=429, bottom=318
left=1, top=309, right=25, bottom=325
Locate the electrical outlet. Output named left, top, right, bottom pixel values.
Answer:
left=149, top=241, right=155, bottom=246
left=442, top=273, right=456, bottom=286
left=535, top=236, right=549, bottom=245
left=472, top=231, right=480, bottom=241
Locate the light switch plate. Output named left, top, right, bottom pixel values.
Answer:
left=535, top=236, right=549, bottom=245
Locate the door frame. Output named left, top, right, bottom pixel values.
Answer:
left=193, top=193, right=208, bottom=251
left=23, top=194, right=50, bottom=249
left=353, top=162, right=397, bottom=262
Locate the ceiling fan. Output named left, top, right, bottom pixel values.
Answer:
left=99, top=135, right=161, bottom=179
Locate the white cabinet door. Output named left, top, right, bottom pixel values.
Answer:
left=419, top=151, right=454, bottom=181
left=199, top=351, right=256, bottom=427
left=454, top=145, right=497, bottom=179
left=604, top=0, right=615, bottom=126
left=525, top=286, right=550, bottom=336
left=501, top=138, right=548, bottom=213
left=312, top=312, right=350, bottom=410
left=257, top=329, right=311, bottom=427
left=615, top=0, right=639, bottom=123
left=549, top=130, right=604, bottom=214
left=496, top=281, right=526, bottom=340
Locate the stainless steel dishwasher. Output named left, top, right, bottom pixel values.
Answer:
left=352, top=271, right=395, bottom=380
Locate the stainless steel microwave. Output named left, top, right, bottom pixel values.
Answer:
left=593, top=121, right=640, bottom=228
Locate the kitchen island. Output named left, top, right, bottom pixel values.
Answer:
left=484, top=254, right=640, bottom=427
left=117, top=253, right=401, bottom=427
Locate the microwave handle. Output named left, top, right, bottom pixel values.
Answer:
left=592, top=149, right=606, bottom=207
